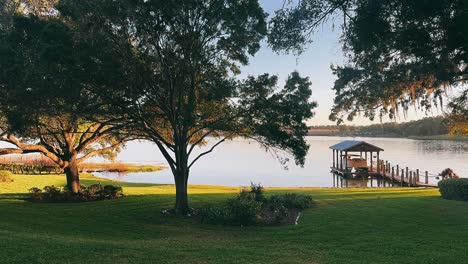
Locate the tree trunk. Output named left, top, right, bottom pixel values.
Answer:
left=174, top=166, right=189, bottom=215
left=64, top=159, right=80, bottom=193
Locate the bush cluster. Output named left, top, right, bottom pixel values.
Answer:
left=0, top=170, right=13, bottom=183
left=227, top=191, right=263, bottom=225
left=197, top=183, right=313, bottom=226
left=438, top=178, right=468, bottom=201
left=438, top=168, right=460, bottom=180
left=29, top=184, right=123, bottom=203
left=268, top=193, right=313, bottom=210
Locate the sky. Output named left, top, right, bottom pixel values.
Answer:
left=238, top=0, right=449, bottom=126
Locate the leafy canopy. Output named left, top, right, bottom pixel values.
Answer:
left=270, top=0, right=467, bottom=133
left=0, top=14, right=130, bottom=166
left=59, top=0, right=316, bottom=169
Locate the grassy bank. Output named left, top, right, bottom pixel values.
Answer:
left=78, top=162, right=166, bottom=173
left=1, top=175, right=468, bottom=263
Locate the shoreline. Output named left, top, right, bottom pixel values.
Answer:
left=306, top=134, right=468, bottom=141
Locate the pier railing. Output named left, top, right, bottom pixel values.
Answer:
left=374, top=161, right=440, bottom=187
left=331, top=161, right=441, bottom=187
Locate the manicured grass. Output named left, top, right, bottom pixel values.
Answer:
left=1, top=174, right=468, bottom=264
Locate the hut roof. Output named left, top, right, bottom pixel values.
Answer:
left=329, top=140, right=384, bottom=152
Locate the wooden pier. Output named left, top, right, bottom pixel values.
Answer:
left=331, top=164, right=438, bottom=187
left=329, top=140, right=439, bottom=188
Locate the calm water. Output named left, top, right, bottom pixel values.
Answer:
left=93, top=136, right=468, bottom=187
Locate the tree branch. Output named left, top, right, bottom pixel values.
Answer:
left=188, top=137, right=227, bottom=169
left=0, top=148, right=37, bottom=155
left=76, top=140, right=126, bottom=163
left=0, top=134, right=62, bottom=165
left=187, top=129, right=212, bottom=156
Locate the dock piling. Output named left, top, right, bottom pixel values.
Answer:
left=401, top=169, right=404, bottom=186
left=391, top=167, right=395, bottom=186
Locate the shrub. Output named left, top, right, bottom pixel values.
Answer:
left=87, top=183, right=103, bottom=194
left=248, top=182, right=265, bottom=202
left=197, top=206, right=230, bottom=224
left=259, top=193, right=313, bottom=225
left=268, top=193, right=313, bottom=210
left=29, top=184, right=124, bottom=203
left=227, top=192, right=262, bottom=226
left=102, top=185, right=124, bottom=199
left=43, top=185, right=63, bottom=201
left=29, top=187, right=43, bottom=201
left=0, top=170, right=13, bottom=183
left=438, top=178, right=468, bottom=201
left=259, top=203, right=291, bottom=225
left=196, top=184, right=313, bottom=226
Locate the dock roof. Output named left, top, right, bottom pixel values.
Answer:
left=329, top=140, right=384, bottom=152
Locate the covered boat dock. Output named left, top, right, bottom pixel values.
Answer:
left=329, top=140, right=438, bottom=187
left=330, top=140, right=383, bottom=174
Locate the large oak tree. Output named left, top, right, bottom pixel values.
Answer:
left=0, top=14, right=133, bottom=192
left=60, top=0, right=316, bottom=214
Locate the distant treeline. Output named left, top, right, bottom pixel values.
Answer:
left=309, top=116, right=450, bottom=137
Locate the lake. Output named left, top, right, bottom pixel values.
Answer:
left=93, top=136, right=468, bottom=187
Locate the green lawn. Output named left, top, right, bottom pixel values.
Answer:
left=1, top=174, right=467, bottom=264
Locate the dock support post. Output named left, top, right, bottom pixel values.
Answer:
left=401, top=169, right=404, bottom=186
left=391, top=167, right=395, bottom=186
left=340, top=151, right=343, bottom=170
left=345, top=151, right=348, bottom=172
left=425, top=171, right=429, bottom=184
left=336, top=151, right=339, bottom=170
left=409, top=171, right=413, bottom=187
left=332, top=150, right=335, bottom=168
left=377, top=151, right=380, bottom=174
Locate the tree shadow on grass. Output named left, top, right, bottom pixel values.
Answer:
left=0, top=193, right=28, bottom=201
left=79, top=178, right=168, bottom=188
left=0, top=189, right=463, bottom=246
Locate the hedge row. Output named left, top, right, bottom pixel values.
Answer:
left=438, top=178, right=468, bottom=201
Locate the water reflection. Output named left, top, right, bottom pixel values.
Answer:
left=93, top=136, right=468, bottom=187
left=414, top=140, right=468, bottom=153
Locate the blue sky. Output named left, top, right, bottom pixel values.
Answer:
left=239, top=0, right=447, bottom=126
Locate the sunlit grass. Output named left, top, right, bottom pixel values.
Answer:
left=1, top=174, right=467, bottom=264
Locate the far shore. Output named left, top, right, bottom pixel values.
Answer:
left=306, top=134, right=468, bottom=141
